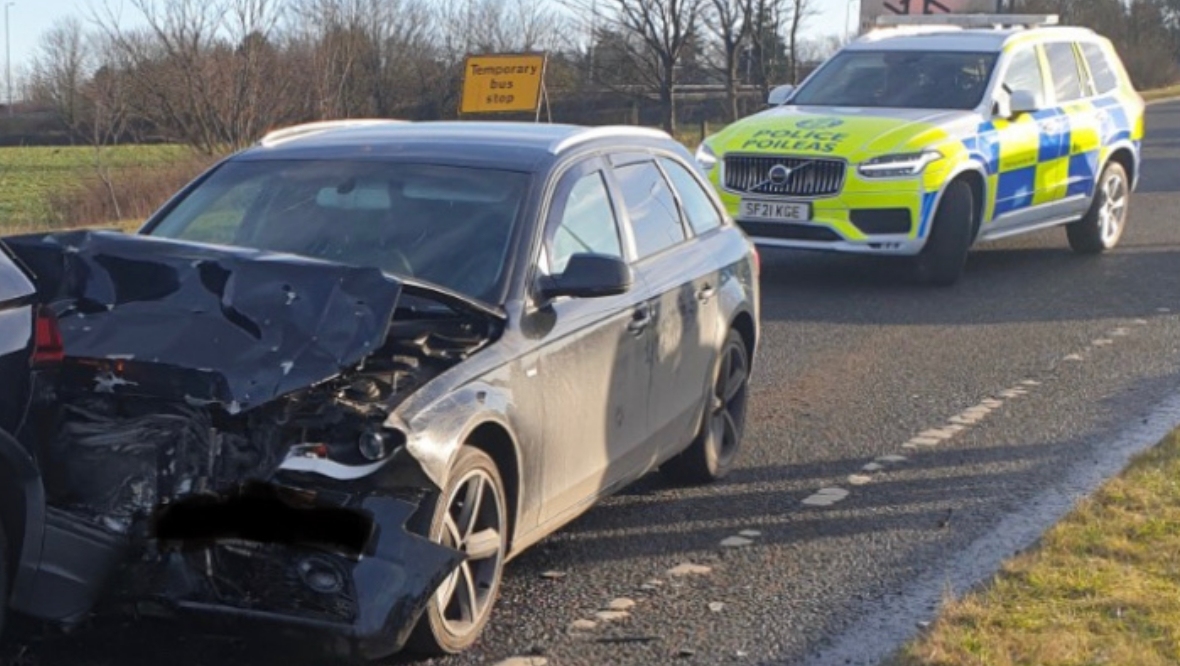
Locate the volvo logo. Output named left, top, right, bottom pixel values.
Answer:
left=768, top=164, right=793, bottom=185
left=762, top=162, right=811, bottom=189
left=796, top=117, right=844, bottom=130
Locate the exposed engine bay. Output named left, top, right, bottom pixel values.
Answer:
left=3, top=230, right=498, bottom=658
left=38, top=309, right=492, bottom=539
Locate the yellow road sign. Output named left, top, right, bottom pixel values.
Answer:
left=461, top=54, right=547, bottom=115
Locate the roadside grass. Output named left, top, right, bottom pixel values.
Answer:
left=1144, top=85, right=1180, bottom=102
left=0, top=144, right=194, bottom=232
left=893, top=430, right=1180, bottom=666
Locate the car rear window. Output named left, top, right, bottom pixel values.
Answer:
left=789, top=50, right=998, bottom=110
left=659, top=158, right=723, bottom=236
left=613, top=161, right=687, bottom=259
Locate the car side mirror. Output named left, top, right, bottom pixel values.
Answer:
left=539, top=253, right=632, bottom=300
left=767, top=84, right=795, bottom=107
left=1008, top=89, right=1043, bottom=117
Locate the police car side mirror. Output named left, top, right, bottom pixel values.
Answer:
left=1008, top=90, right=1043, bottom=117
left=768, top=85, right=795, bottom=107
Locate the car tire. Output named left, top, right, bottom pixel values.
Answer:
left=407, top=446, right=507, bottom=656
left=1067, top=162, right=1129, bottom=254
left=912, top=180, right=974, bottom=287
left=662, top=329, right=750, bottom=485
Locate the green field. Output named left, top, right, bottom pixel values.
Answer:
left=0, top=144, right=193, bottom=232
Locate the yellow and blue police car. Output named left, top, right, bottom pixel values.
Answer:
left=696, top=14, right=1146, bottom=285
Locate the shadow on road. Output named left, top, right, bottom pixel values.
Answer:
left=553, top=439, right=1066, bottom=562
left=756, top=240, right=1180, bottom=326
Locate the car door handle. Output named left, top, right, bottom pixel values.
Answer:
left=627, top=305, right=653, bottom=334
left=696, top=284, right=716, bottom=303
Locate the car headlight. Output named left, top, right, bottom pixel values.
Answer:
left=695, top=142, right=718, bottom=171
left=857, top=151, right=943, bottom=178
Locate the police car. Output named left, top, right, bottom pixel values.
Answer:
left=696, top=14, right=1146, bottom=285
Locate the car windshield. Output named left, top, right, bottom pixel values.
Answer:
left=790, top=50, right=998, bottom=110
left=146, top=159, right=531, bottom=303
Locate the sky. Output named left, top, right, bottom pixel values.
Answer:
left=3, top=0, right=851, bottom=79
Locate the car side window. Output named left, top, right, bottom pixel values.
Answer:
left=658, top=158, right=723, bottom=236
left=1081, top=42, right=1119, bottom=95
left=1001, top=47, right=1045, bottom=100
left=1045, top=42, right=1084, bottom=103
left=547, top=171, right=623, bottom=275
left=613, top=161, right=686, bottom=259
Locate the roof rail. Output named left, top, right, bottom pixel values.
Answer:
left=259, top=119, right=409, bottom=147
left=859, top=24, right=964, bottom=41
left=550, top=126, right=671, bottom=154
left=874, top=13, right=1059, bottom=29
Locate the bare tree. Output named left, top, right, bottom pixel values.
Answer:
left=786, top=0, right=817, bottom=84
left=567, top=0, right=707, bottom=133
left=434, top=0, right=563, bottom=62
left=292, top=0, right=438, bottom=118
left=28, top=18, right=91, bottom=137
left=745, top=0, right=786, bottom=100
left=704, top=0, right=752, bottom=122
left=83, top=41, right=133, bottom=220
left=93, top=0, right=293, bottom=152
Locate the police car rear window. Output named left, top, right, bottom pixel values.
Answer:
left=1081, top=43, right=1119, bottom=94
left=1045, top=42, right=1084, bottom=102
left=790, top=51, right=998, bottom=111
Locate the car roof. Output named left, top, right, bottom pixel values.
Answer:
left=235, top=121, right=674, bottom=171
left=847, top=26, right=1100, bottom=53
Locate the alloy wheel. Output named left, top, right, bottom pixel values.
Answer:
left=1099, top=171, right=1128, bottom=246
left=709, top=340, right=749, bottom=467
left=433, top=468, right=504, bottom=638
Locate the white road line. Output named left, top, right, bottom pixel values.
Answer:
left=802, top=487, right=850, bottom=507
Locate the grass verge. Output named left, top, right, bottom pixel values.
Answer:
left=893, top=430, right=1180, bottom=666
left=1144, top=85, right=1180, bottom=102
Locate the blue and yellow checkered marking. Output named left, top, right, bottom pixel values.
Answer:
left=962, top=93, right=1137, bottom=224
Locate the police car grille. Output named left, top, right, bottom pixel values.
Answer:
left=724, top=155, right=845, bottom=197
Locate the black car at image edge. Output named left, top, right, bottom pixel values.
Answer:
left=0, top=120, right=760, bottom=658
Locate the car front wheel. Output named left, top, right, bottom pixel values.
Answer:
left=1067, top=162, right=1129, bottom=254
left=662, top=329, right=750, bottom=485
left=912, top=179, right=974, bottom=287
left=408, top=446, right=507, bottom=655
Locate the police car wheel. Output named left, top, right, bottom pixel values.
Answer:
left=662, top=330, right=750, bottom=485
left=913, top=180, right=974, bottom=287
left=1068, top=162, right=1129, bottom=254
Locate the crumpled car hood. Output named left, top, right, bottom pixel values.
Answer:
left=4, top=229, right=402, bottom=412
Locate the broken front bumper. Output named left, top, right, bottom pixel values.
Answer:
left=20, top=490, right=462, bottom=660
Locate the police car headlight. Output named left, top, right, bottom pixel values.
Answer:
left=857, top=151, right=943, bottom=178
left=695, top=143, right=718, bottom=171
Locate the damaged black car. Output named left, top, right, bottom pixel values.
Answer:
left=0, top=120, right=760, bottom=658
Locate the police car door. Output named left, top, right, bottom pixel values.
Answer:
left=984, top=44, right=1049, bottom=234
left=1029, top=41, right=1095, bottom=221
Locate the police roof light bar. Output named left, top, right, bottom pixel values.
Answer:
left=874, top=14, right=1060, bottom=29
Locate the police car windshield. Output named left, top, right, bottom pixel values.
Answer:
left=145, top=159, right=529, bottom=303
left=791, top=50, right=998, bottom=110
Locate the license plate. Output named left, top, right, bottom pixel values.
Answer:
left=740, top=200, right=810, bottom=222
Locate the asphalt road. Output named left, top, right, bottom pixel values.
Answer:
left=10, top=99, right=1180, bottom=666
